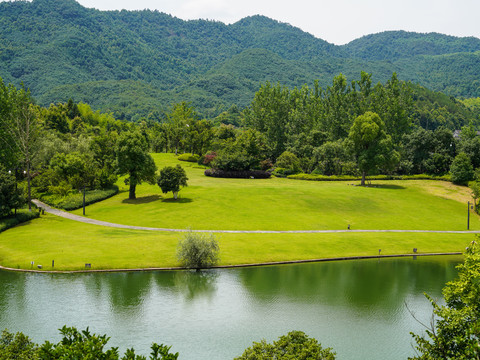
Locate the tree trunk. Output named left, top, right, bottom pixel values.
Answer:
left=173, top=192, right=178, bottom=200
left=361, top=171, right=366, bottom=186
left=129, top=183, right=136, bottom=200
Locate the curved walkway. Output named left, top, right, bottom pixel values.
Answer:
left=32, top=199, right=480, bottom=234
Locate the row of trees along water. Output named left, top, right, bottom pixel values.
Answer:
left=2, top=72, right=480, bottom=218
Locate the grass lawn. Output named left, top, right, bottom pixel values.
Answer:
left=0, top=153, right=478, bottom=271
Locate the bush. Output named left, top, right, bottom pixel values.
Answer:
left=211, top=151, right=255, bottom=171
left=197, top=151, right=217, bottom=166
left=0, top=210, right=39, bottom=233
left=204, top=169, right=271, bottom=179
left=39, top=186, right=119, bottom=210
left=275, top=151, right=301, bottom=174
left=287, top=173, right=452, bottom=182
left=272, top=167, right=298, bottom=177
left=177, top=231, right=220, bottom=271
left=178, top=153, right=200, bottom=162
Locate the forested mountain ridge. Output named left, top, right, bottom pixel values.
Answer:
left=1, top=0, right=479, bottom=119
left=342, top=31, right=480, bottom=61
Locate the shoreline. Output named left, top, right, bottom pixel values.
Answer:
left=0, top=252, right=463, bottom=274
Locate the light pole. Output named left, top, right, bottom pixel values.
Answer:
left=468, top=201, right=474, bottom=230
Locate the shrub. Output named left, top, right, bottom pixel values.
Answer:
left=0, top=210, right=39, bottom=233
left=177, top=231, right=219, bottom=271
left=287, top=173, right=452, bottom=182
left=211, top=151, right=254, bottom=171
left=272, top=167, right=298, bottom=177
left=178, top=153, right=200, bottom=162
left=39, top=186, right=119, bottom=210
left=275, top=151, right=301, bottom=174
left=204, top=169, right=271, bottom=179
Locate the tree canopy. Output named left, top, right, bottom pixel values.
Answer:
left=115, top=131, right=157, bottom=200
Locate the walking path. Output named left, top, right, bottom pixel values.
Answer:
left=32, top=199, right=480, bottom=234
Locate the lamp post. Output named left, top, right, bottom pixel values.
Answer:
left=468, top=201, right=474, bottom=230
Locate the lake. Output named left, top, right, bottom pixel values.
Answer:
left=0, top=255, right=462, bottom=359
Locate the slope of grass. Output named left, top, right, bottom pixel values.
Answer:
left=71, top=153, right=479, bottom=232
left=0, top=153, right=478, bottom=271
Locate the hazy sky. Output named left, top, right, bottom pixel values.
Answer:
left=70, top=0, right=480, bottom=45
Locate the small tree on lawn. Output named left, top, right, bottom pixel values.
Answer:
left=115, top=131, right=157, bottom=200
left=157, top=165, right=188, bottom=200
left=177, top=231, right=219, bottom=271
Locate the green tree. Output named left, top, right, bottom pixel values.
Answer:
left=450, top=152, right=475, bottom=185
left=177, top=231, right=219, bottom=271
left=0, top=164, right=24, bottom=217
left=157, top=165, right=188, bottom=200
left=115, top=131, right=157, bottom=200
left=166, top=102, right=195, bottom=155
left=235, top=330, right=336, bottom=360
left=243, top=82, right=291, bottom=159
left=2, top=85, right=41, bottom=211
left=348, top=112, right=399, bottom=185
left=410, top=240, right=480, bottom=359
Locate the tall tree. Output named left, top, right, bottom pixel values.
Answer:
left=166, top=102, right=196, bottom=155
left=348, top=111, right=399, bottom=185
left=0, top=82, right=41, bottom=211
left=243, top=82, right=291, bottom=160
left=115, top=131, right=157, bottom=200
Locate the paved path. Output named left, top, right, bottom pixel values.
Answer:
left=32, top=199, right=480, bottom=234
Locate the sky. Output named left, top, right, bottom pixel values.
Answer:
left=69, top=0, right=480, bottom=45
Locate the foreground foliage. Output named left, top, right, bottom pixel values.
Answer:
left=410, top=240, right=480, bottom=359
left=0, top=326, right=179, bottom=360
left=235, top=330, right=336, bottom=359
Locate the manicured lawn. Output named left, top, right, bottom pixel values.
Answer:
left=0, top=153, right=478, bottom=270
left=0, top=214, right=473, bottom=271
left=72, top=153, right=479, bottom=232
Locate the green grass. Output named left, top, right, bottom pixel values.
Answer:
left=0, top=153, right=478, bottom=271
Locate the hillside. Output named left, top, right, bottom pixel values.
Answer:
left=1, top=0, right=480, bottom=119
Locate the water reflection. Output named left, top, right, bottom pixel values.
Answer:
left=0, top=256, right=462, bottom=360
left=172, top=271, right=218, bottom=301
left=237, top=257, right=460, bottom=311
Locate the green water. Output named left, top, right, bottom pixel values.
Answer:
left=0, top=255, right=462, bottom=359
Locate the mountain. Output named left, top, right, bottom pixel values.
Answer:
left=342, top=31, right=480, bottom=61
left=0, top=0, right=479, bottom=119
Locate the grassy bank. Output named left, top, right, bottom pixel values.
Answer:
left=0, top=153, right=478, bottom=270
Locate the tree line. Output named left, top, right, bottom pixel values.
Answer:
left=2, top=72, right=480, bottom=217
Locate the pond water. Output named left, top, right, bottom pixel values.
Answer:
left=0, top=255, right=462, bottom=359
